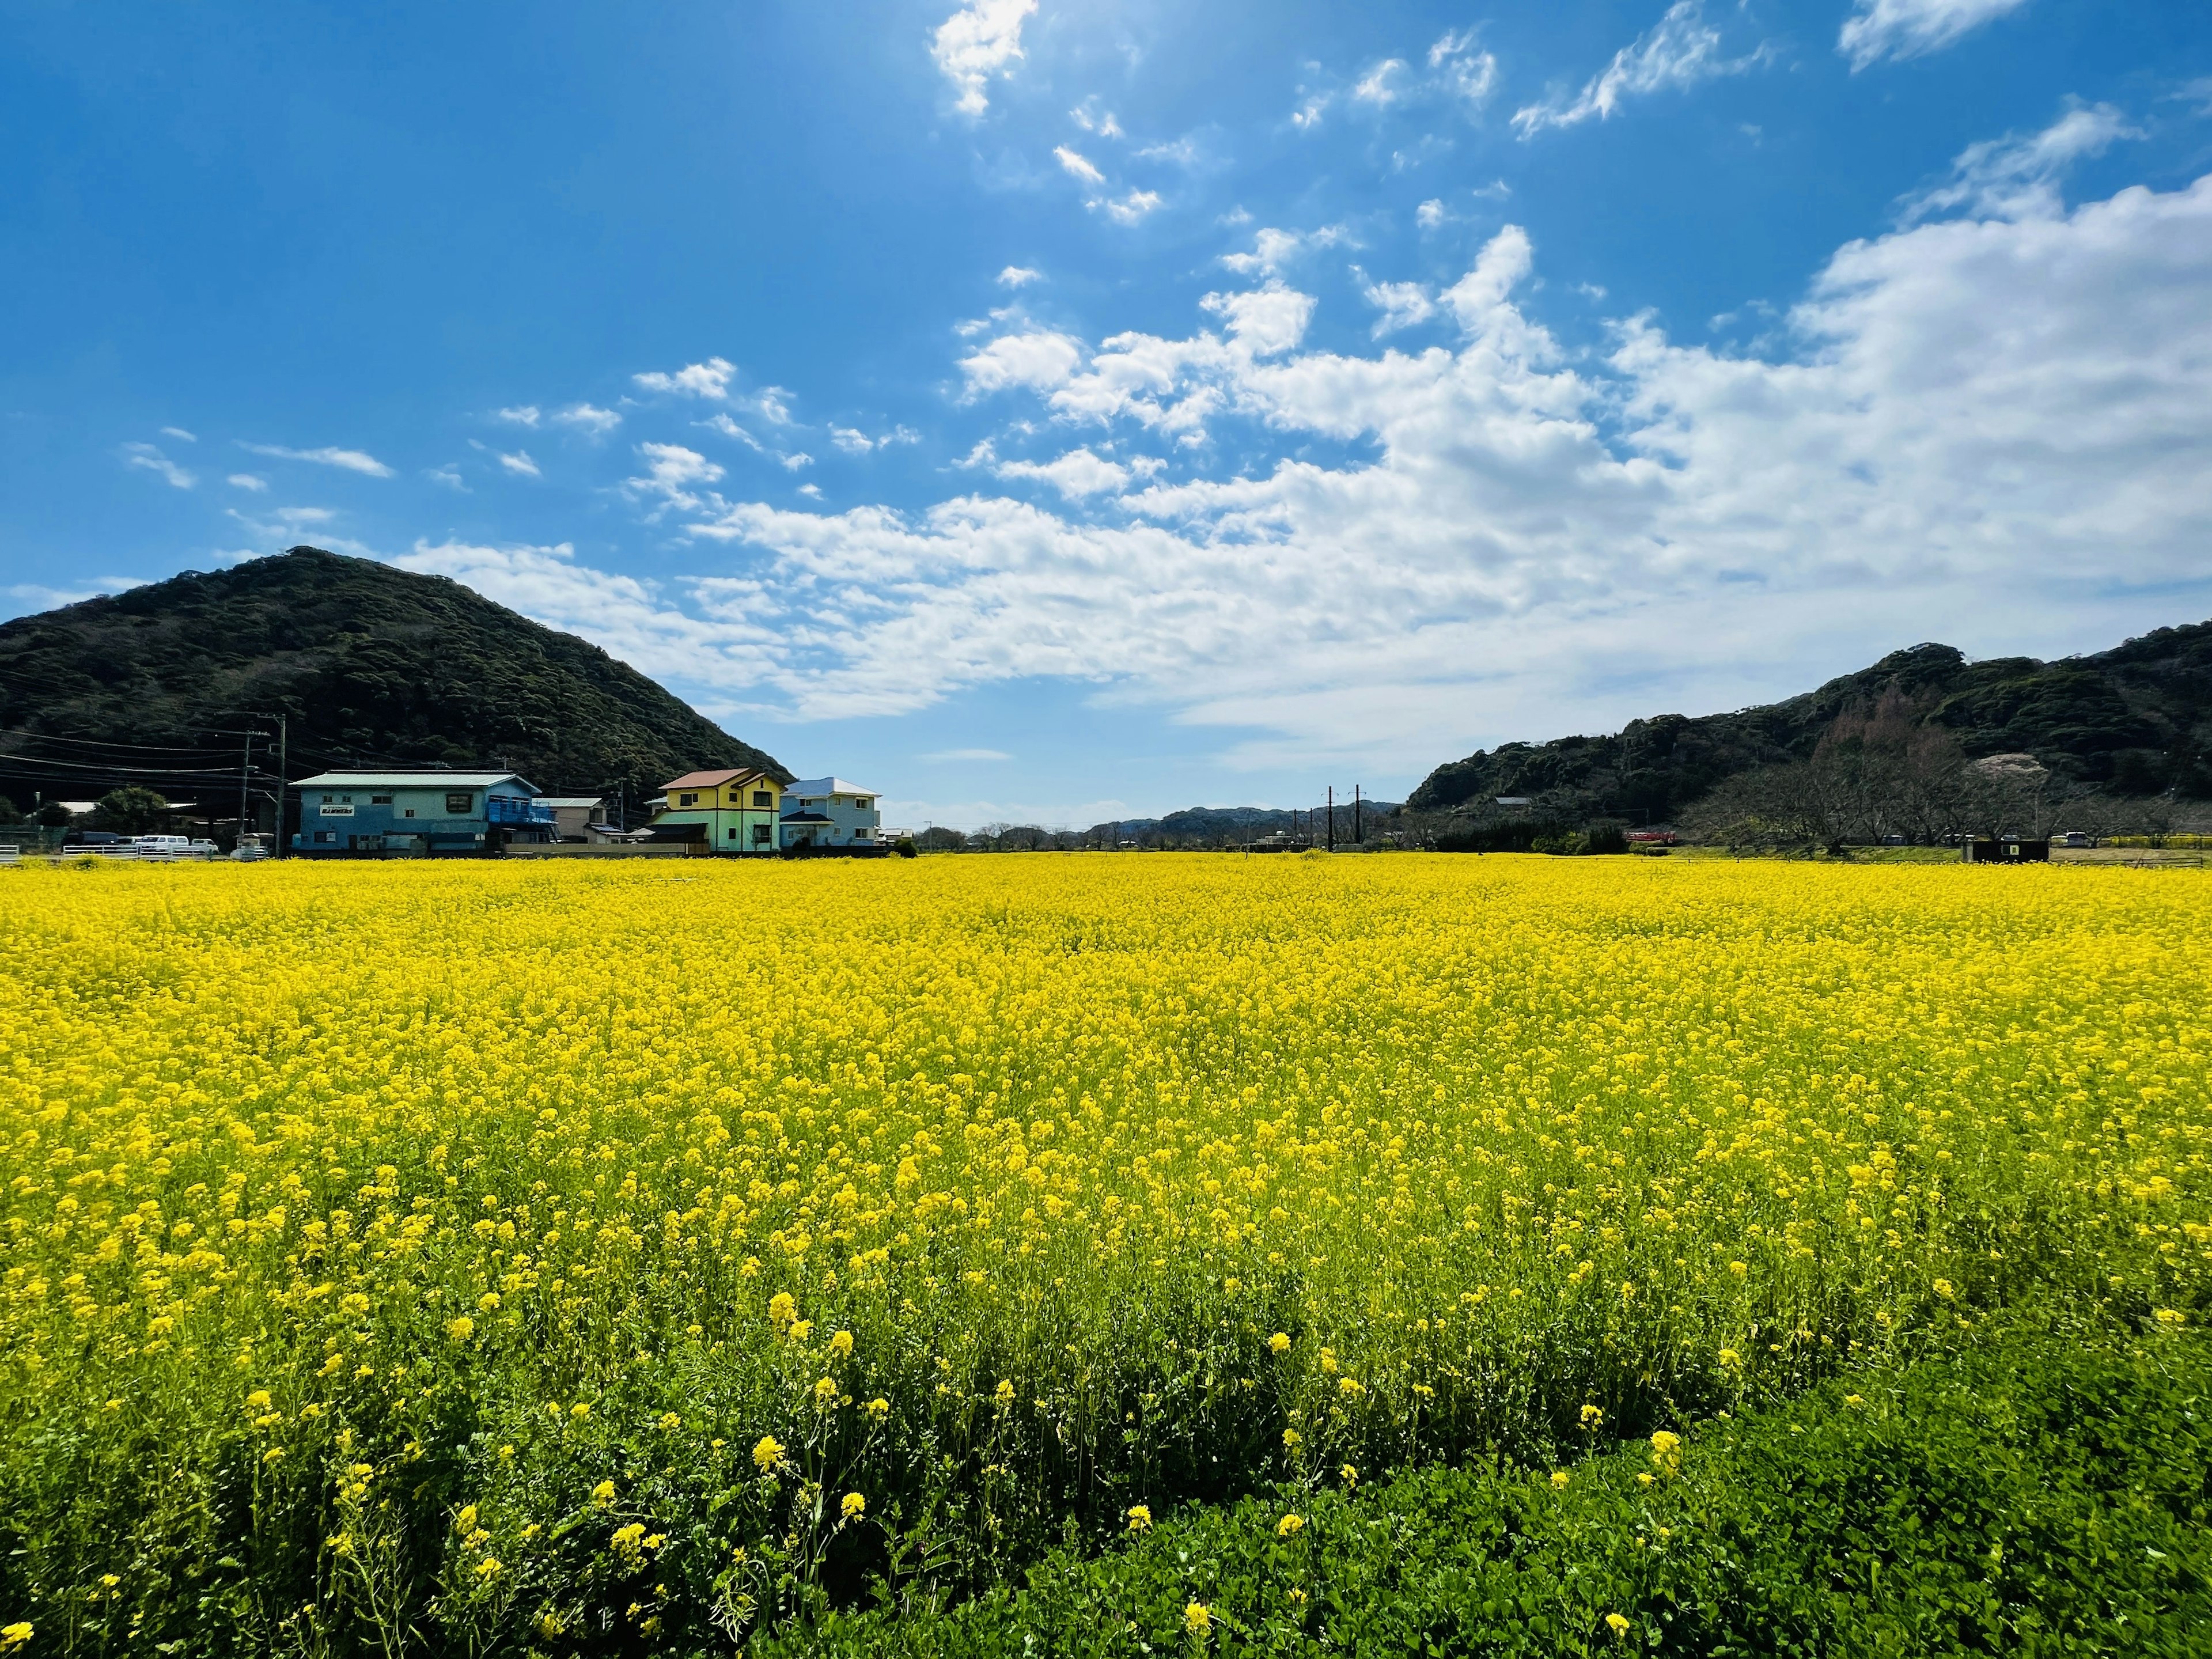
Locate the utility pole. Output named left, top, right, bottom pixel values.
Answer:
left=1327, top=786, right=1335, bottom=852
left=236, top=730, right=255, bottom=851
left=1354, top=784, right=1362, bottom=844
left=272, top=715, right=287, bottom=857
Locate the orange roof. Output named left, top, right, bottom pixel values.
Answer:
left=662, top=768, right=772, bottom=791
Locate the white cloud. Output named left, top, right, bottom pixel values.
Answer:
left=544, top=161, right=2212, bottom=781
left=832, top=427, right=876, bottom=454
left=395, top=539, right=784, bottom=696
left=754, top=387, right=796, bottom=425
left=998, top=264, right=1043, bottom=287
left=1839, top=0, right=2029, bottom=70
left=700, top=412, right=766, bottom=451
left=1900, top=100, right=2139, bottom=224
left=1290, top=93, right=1331, bottom=131
left=798, top=483, right=823, bottom=499
left=497, top=406, right=541, bottom=427
left=1513, top=1, right=1769, bottom=137
left=1054, top=145, right=1107, bottom=186
left=1353, top=59, right=1408, bottom=108
left=237, top=442, right=396, bottom=478
left=427, top=466, right=467, bottom=492
left=1427, top=29, right=1499, bottom=108
left=1361, top=278, right=1437, bottom=336
left=921, top=748, right=1014, bottom=762
left=123, top=442, right=195, bottom=488
left=960, top=330, right=1086, bottom=396
left=1099, top=188, right=1163, bottom=226
left=780, top=452, right=815, bottom=471
left=1221, top=225, right=1345, bottom=277
left=227, top=473, right=268, bottom=491
left=932, top=0, right=1036, bottom=116
left=1136, top=136, right=1201, bottom=166
left=995, top=446, right=1132, bottom=498
left=626, top=442, right=725, bottom=513
left=498, top=449, right=541, bottom=478
left=1416, top=199, right=1447, bottom=230
left=552, top=402, right=622, bottom=435
left=1070, top=101, right=1123, bottom=138
left=1199, top=282, right=1315, bottom=357
left=160, top=426, right=197, bottom=443
left=633, top=357, right=736, bottom=399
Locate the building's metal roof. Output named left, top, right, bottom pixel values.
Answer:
left=295, top=771, right=537, bottom=791
left=784, top=777, right=878, bottom=797
left=664, top=768, right=773, bottom=790
left=537, top=797, right=604, bottom=808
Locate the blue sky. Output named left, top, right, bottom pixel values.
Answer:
left=5, top=1, right=2211, bottom=828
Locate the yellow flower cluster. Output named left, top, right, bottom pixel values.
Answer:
left=0, top=854, right=2206, bottom=1621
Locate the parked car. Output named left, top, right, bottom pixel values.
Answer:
left=132, top=836, right=218, bottom=859
left=231, top=834, right=274, bottom=862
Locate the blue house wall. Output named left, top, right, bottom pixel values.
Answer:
left=292, top=774, right=554, bottom=856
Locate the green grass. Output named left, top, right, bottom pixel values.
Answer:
left=767, top=1315, right=2212, bottom=1658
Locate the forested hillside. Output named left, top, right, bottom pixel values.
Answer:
left=1408, top=624, right=2212, bottom=820
left=0, top=547, right=786, bottom=809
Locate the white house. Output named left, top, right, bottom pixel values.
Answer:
left=780, top=778, right=881, bottom=849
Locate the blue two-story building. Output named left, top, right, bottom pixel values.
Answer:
left=291, top=770, right=555, bottom=856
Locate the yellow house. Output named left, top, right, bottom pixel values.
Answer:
left=650, top=768, right=784, bottom=853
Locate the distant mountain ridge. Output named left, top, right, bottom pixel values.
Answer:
left=1085, top=802, right=1402, bottom=846
left=1408, top=622, right=2212, bottom=821
left=0, top=547, right=787, bottom=810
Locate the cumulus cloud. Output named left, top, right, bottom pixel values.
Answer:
left=123, top=442, right=195, bottom=488
left=960, top=330, right=1086, bottom=396
left=1099, top=189, right=1162, bottom=225
left=498, top=449, right=541, bottom=478
left=998, top=264, right=1043, bottom=287
left=238, top=442, right=396, bottom=478
left=227, top=473, right=268, bottom=491
left=1513, top=1, right=1769, bottom=137
left=633, top=357, right=736, bottom=399
left=1899, top=100, right=2139, bottom=223
left=1840, top=0, right=2029, bottom=70
left=373, top=144, right=2207, bottom=790
left=1221, top=225, right=1346, bottom=277
left=932, top=0, right=1036, bottom=116
left=626, top=442, right=725, bottom=513
left=1361, top=278, right=1437, bottom=336
left=552, top=403, right=622, bottom=434
left=497, top=406, right=541, bottom=427
left=994, top=446, right=1132, bottom=499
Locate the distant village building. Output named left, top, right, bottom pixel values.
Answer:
left=291, top=771, right=554, bottom=855
left=537, top=796, right=608, bottom=843
left=648, top=768, right=784, bottom=851
left=780, top=778, right=881, bottom=849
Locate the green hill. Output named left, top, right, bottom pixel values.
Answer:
left=1407, top=623, right=2212, bottom=821
left=0, top=547, right=787, bottom=815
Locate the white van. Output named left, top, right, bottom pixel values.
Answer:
left=133, top=835, right=194, bottom=859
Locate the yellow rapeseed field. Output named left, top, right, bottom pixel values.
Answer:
left=1, top=853, right=2206, bottom=1650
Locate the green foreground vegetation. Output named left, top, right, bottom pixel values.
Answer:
left=773, top=1316, right=2211, bottom=1658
